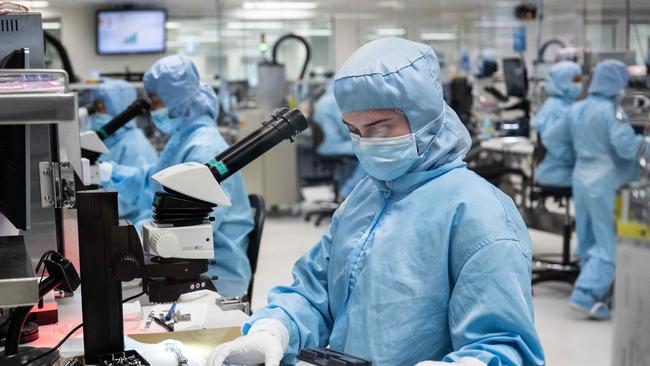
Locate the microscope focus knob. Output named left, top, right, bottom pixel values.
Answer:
left=149, top=231, right=180, bottom=258
left=113, top=252, right=140, bottom=282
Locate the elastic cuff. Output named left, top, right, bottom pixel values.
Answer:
left=248, top=318, right=289, bottom=351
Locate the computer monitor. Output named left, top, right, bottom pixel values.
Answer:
left=96, top=9, right=167, bottom=55
left=503, top=57, right=528, bottom=98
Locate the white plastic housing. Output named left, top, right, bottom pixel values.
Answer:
left=79, top=131, right=109, bottom=154
left=81, top=158, right=92, bottom=186
left=151, top=162, right=231, bottom=206
left=143, top=222, right=214, bottom=259
left=89, top=164, right=101, bottom=185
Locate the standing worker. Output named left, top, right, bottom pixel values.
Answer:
left=99, top=55, right=254, bottom=297
left=86, top=79, right=158, bottom=223
left=568, top=60, right=649, bottom=319
left=208, top=38, right=544, bottom=366
left=533, top=61, right=582, bottom=187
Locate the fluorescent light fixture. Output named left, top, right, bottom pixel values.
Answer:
left=234, top=9, right=315, bottom=20
left=375, top=28, right=406, bottom=37
left=242, top=1, right=317, bottom=10
left=376, top=1, right=404, bottom=9
left=165, top=22, right=181, bottom=29
left=474, top=20, right=521, bottom=28
left=294, top=29, right=332, bottom=37
left=495, top=1, right=519, bottom=6
left=42, top=22, right=61, bottom=30
left=420, top=32, right=457, bottom=41
left=220, top=29, right=250, bottom=37
left=13, top=1, right=49, bottom=8
left=226, top=21, right=284, bottom=29
left=172, top=36, right=220, bottom=45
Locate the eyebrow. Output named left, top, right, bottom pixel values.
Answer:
left=341, top=118, right=392, bottom=129
left=365, top=118, right=393, bottom=128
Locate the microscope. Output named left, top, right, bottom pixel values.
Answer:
left=79, top=98, right=150, bottom=185
left=75, top=108, right=308, bottom=363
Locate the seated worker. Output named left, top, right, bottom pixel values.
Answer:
left=86, top=79, right=158, bottom=166
left=532, top=61, right=582, bottom=187
left=312, top=82, right=366, bottom=197
left=208, top=38, right=545, bottom=366
left=568, top=60, right=650, bottom=319
left=87, top=79, right=158, bottom=223
left=100, top=55, right=254, bottom=297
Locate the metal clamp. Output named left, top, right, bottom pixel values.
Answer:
left=39, top=161, right=76, bottom=208
left=216, top=296, right=251, bottom=315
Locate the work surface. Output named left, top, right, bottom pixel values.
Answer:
left=18, top=289, right=248, bottom=364
left=128, top=327, right=241, bottom=359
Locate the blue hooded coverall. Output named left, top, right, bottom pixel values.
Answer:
left=243, top=38, right=545, bottom=366
left=88, top=79, right=158, bottom=223
left=105, top=55, right=254, bottom=297
left=567, top=60, right=645, bottom=317
left=533, top=61, right=582, bottom=187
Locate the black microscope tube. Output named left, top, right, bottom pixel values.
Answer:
left=206, top=108, right=308, bottom=182
left=96, top=98, right=150, bottom=140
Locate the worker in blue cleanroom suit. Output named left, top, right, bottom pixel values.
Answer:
left=86, top=79, right=158, bottom=166
left=99, top=55, right=254, bottom=297
left=533, top=61, right=583, bottom=187
left=87, top=79, right=158, bottom=223
left=312, top=82, right=366, bottom=197
left=568, top=60, right=649, bottom=320
left=208, top=38, right=544, bottom=366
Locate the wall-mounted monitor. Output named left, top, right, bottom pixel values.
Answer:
left=96, top=9, right=166, bottom=55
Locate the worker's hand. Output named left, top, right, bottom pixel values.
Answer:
left=415, top=357, right=486, bottom=366
left=207, top=319, right=288, bottom=366
left=98, top=162, right=113, bottom=182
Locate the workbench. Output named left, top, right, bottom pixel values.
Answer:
left=10, top=289, right=248, bottom=364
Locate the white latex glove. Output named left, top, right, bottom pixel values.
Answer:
left=140, top=339, right=205, bottom=366
left=98, top=162, right=113, bottom=182
left=207, top=319, right=288, bottom=366
left=415, top=357, right=486, bottom=366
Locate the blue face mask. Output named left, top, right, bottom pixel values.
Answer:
left=351, top=133, right=419, bottom=181
left=88, top=113, right=112, bottom=132
left=151, top=107, right=181, bottom=134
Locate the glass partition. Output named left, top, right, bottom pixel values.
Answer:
left=165, top=17, right=334, bottom=83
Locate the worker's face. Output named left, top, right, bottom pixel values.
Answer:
left=147, top=93, right=165, bottom=111
left=94, top=100, right=106, bottom=114
left=342, top=109, right=411, bottom=138
left=572, top=74, right=583, bottom=83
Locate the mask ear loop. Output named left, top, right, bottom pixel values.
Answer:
left=412, top=103, right=447, bottom=156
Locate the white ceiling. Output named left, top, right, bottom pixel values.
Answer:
left=42, top=0, right=650, bottom=19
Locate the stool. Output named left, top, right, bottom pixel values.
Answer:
left=530, top=184, right=580, bottom=285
